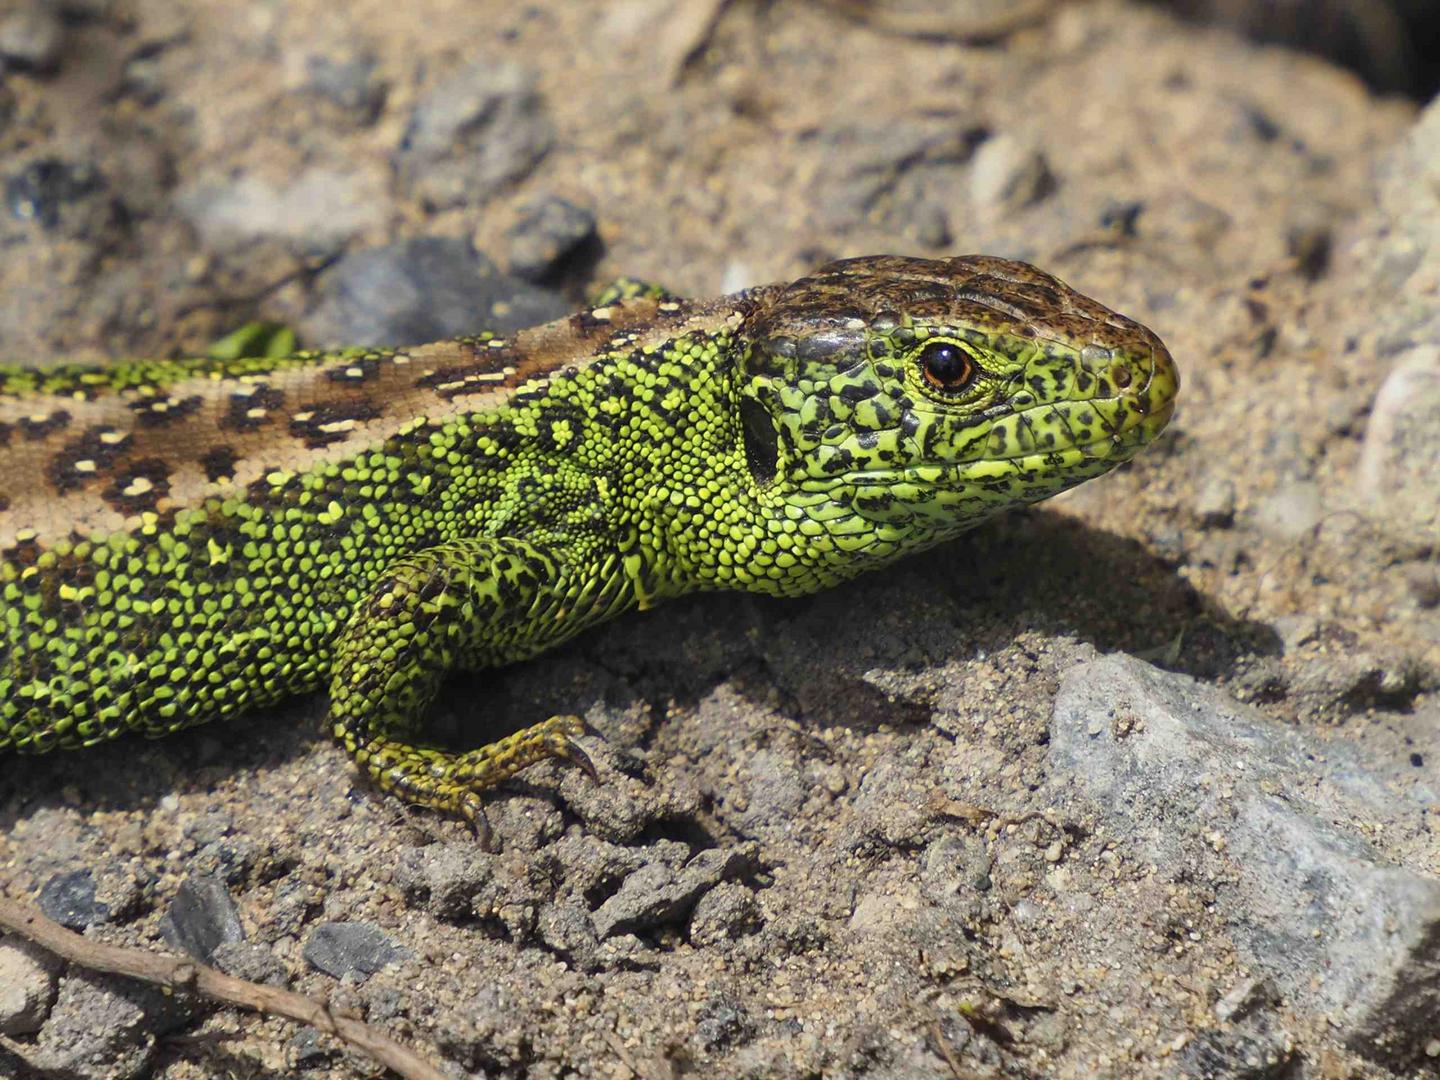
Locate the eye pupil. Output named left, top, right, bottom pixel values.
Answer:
left=920, top=341, right=975, bottom=391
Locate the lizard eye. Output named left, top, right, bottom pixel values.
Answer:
left=918, top=340, right=976, bottom=393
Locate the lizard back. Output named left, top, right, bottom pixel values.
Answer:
left=0, top=290, right=766, bottom=750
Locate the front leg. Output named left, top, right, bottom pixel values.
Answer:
left=328, top=537, right=598, bottom=835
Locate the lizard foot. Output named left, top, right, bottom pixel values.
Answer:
left=351, top=715, right=600, bottom=847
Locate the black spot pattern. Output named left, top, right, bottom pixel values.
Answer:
left=222, top=385, right=286, bottom=432
left=128, top=395, right=202, bottom=428
left=47, top=426, right=130, bottom=494
left=102, top=458, right=171, bottom=514
left=18, top=410, right=70, bottom=440
left=289, top=399, right=383, bottom=449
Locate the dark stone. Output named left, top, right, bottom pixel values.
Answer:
left=303, top=922, right=410, bottom=980
left=37, top=869, right=109, bottom=930
left=307, top=52, right=387, bottom=122
left=301, top=236, right=570, bottom=348
left=160, top=875, right=245, bottom=963
left=694, top=994, right=754, bottom=1051
left=506, top=197, right=600, bottom=283
left=288, top=1026, right=336, bottom=1068
left=5, top=159, right=107, bottom=231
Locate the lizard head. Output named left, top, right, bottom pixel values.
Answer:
left=732, top=254, right=1178, bottom=576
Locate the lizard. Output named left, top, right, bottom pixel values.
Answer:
left=0, top=255, right=1177, bottom=833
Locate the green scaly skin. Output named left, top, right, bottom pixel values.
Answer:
left=0, top=256, right=1178, bottom=830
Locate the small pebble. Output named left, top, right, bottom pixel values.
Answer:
left=507, top=196, right=599, bottom=283
left=307, top=52, right=386, bottom=122
left=0, top=937, right=61, bottom=1035
left=1195, top=476, right=1236, bottom=528
left=1253, top=480, right=1322, bottom=540
left=970, top=133, right=1055, bottom=213
left=1403, top=564, right=1440, bottom=609
left=0, top=2, right=64, bottom=74
left=5, top=158, right=105, bottom=230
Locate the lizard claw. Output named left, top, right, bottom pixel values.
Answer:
left=543, top=714, right=601, bottom=784
left=556, top=735, right=600, bottom=785
left=458, top=793, right=495, bottom=850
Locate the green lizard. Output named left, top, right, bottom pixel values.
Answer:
left=0, top=255, right=1177, bottom=831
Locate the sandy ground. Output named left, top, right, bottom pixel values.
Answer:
left=1, top=2, right=1437, bottom=1077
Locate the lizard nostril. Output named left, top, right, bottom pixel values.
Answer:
left=1110, top=361, right=1133, bottom=389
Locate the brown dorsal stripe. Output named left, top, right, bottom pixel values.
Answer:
left=0, top=290, right=757, bottom=549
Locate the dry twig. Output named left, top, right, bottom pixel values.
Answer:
left=0, top=896, right=448, bottom=1080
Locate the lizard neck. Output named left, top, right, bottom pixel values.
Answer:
left=628, top=356, right=886, bottom=601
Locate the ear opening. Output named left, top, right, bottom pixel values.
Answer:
left=740, top=396, right=778, bottom=487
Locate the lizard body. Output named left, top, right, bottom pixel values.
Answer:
left=0, top=255, right=1177, bottom=825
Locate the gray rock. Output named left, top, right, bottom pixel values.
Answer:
left=0, top=936, right=60, bottom=1036
left=1358, top=96, right=1440, bottom=351
left=536, top=901, right=599, bottom=968
left=1194, top=476, right=1237, bottom=528
left=1049, top=653, right=1440, bottom=1066
left=0, top=2, right=64, bottom=74
left=688, top=881, right=761, bottom=946
left=177, top=165, right=390, bottom=256
left=592, top=844, right=757, bottom=939
left=811, top=121, right=976, bottom=242
left=733, top=748, right=807, bottom=834
left=211, top=941, right=288, bottom=987
left=1251, top=479, right=1322, bottom=540
left=399, top=61, right=552, bottom=209
left=159, top=874, right=244, bottom=963
left=969, top=133, right=1055, bottom=214
left=303, top=922, right=410, bottom=980
left=300, top=236, right=570, bottom=348
left=393, top=842, right=495, bottom=921
left=506, top=196, right=599, bottom=283
left=306, top=52, right=386, bottom=122
left=1356, top=346, right=1440, bottom=553
left=27, top=971, right=192, bottom=1080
